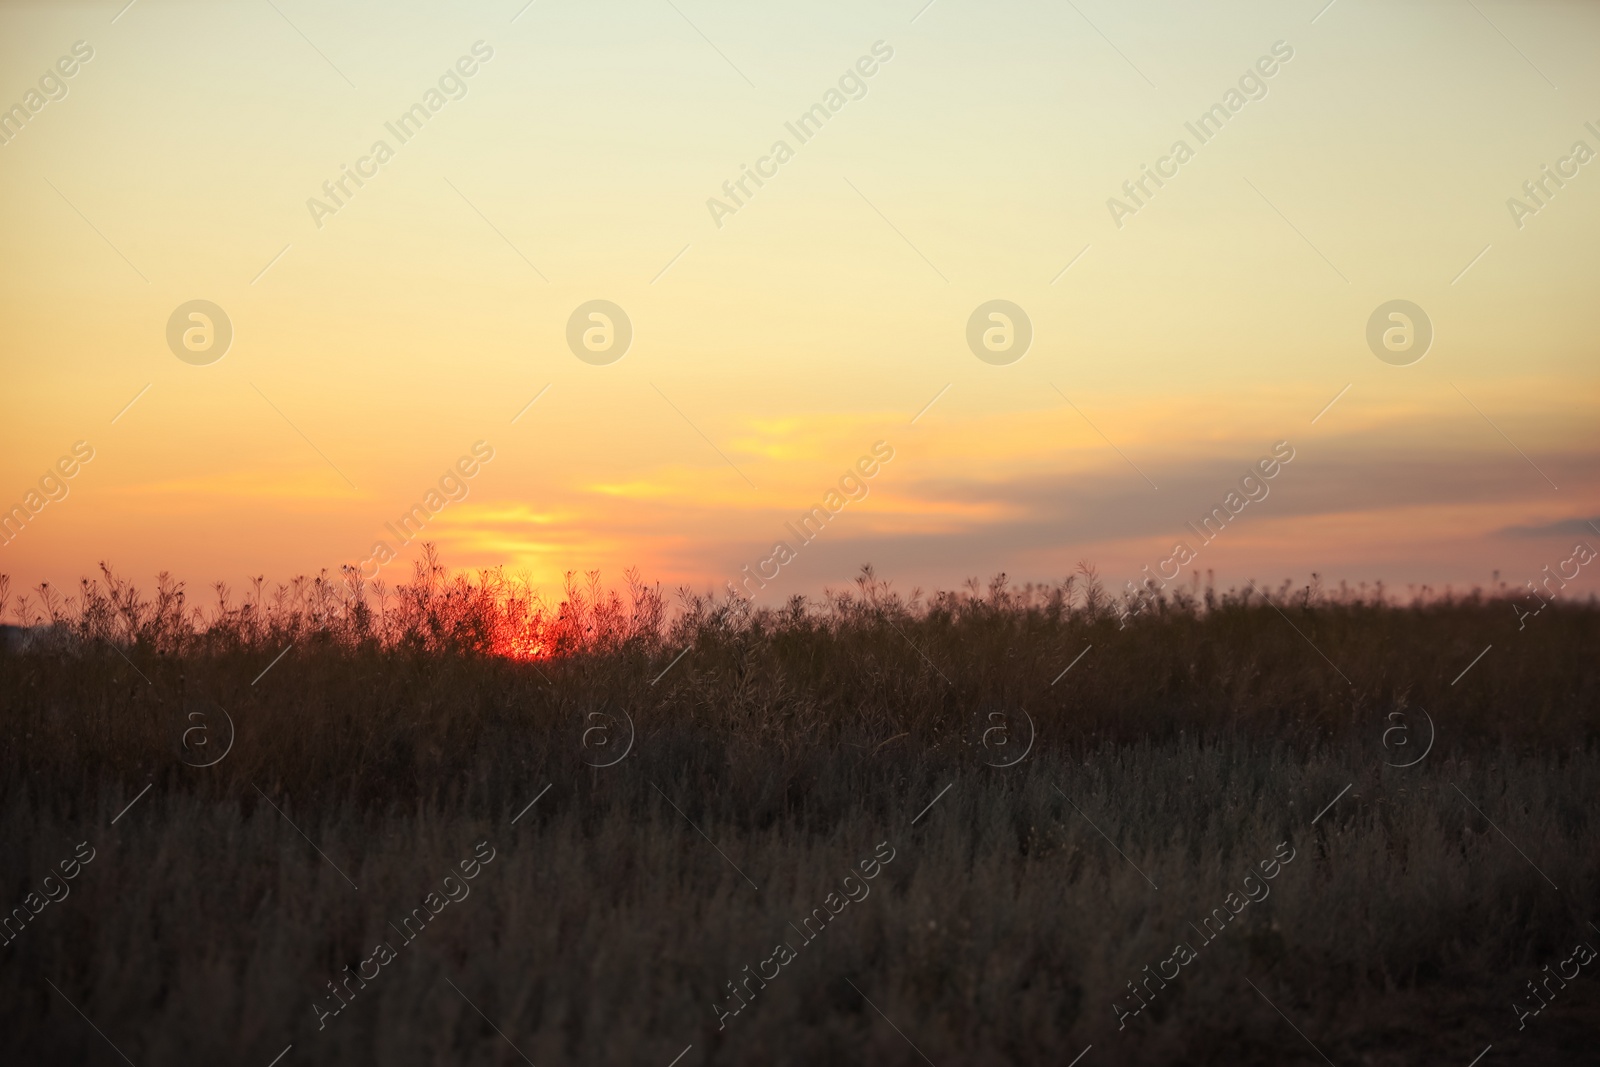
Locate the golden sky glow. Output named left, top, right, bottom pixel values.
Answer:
left=2, top=0, right=1597, bottom=605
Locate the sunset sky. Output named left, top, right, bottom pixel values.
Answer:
left=2, top=0, right=1596, bottom=608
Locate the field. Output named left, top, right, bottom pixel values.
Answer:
left=1, top=558, right=1596, bottom=1065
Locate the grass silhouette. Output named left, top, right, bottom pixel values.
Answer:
left=1, top=551, right=1595, bottom=1064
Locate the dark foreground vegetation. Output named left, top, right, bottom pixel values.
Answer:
left=1, top=556, right=1597, bottom=1065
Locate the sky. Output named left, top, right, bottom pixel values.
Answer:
left=1, top=0, right=1597, bottom=611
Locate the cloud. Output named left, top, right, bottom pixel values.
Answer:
left=1495, top=516, right=1600, bottom=539
left=672, top=438, right=1600, bottom=593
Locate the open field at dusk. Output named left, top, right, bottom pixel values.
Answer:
left=6, top=1, right=1600, bottom=1062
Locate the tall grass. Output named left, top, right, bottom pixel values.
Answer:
left=1, top=553, right=1595, bottom=1064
